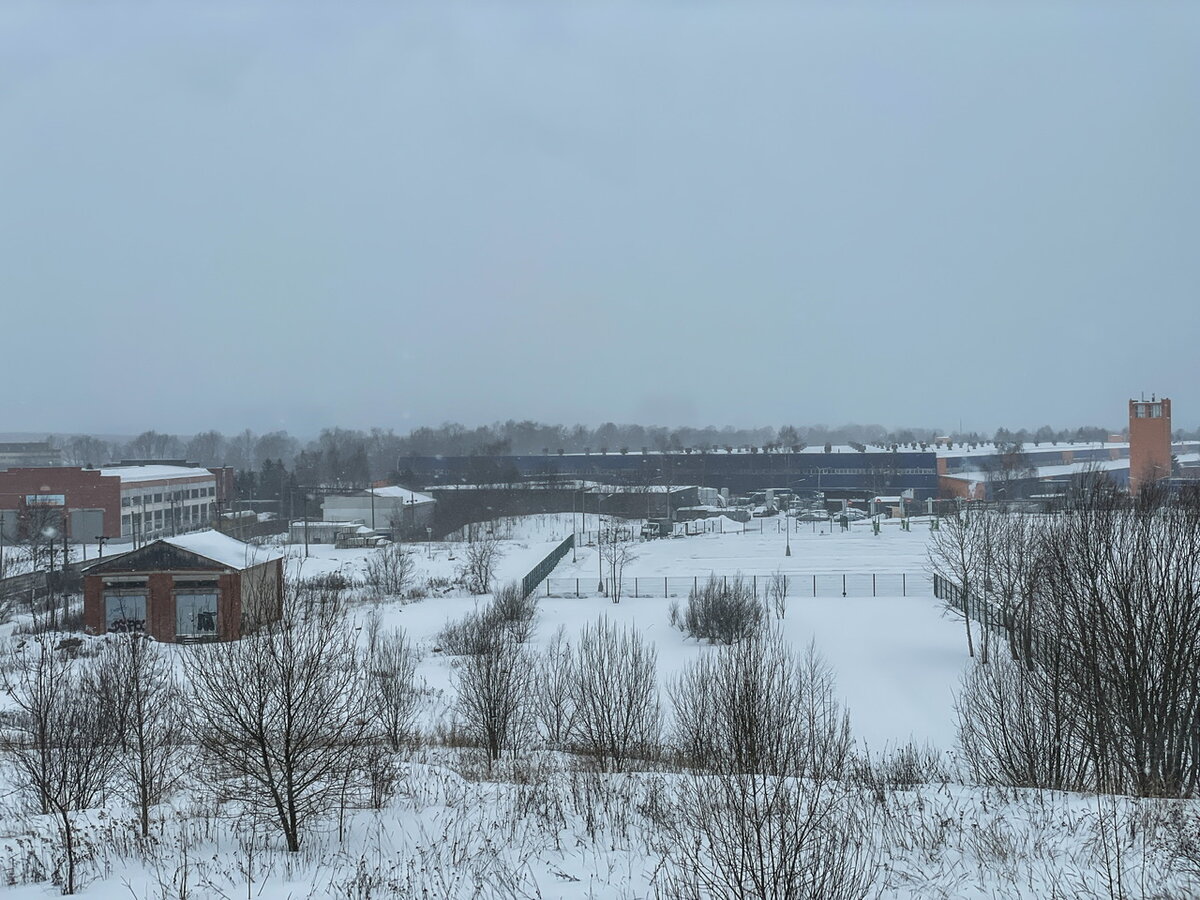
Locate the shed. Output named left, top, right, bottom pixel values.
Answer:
left=83, top=530, right=283, bottom=643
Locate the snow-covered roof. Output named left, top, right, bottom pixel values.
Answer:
left=366, top=486, right=435, bottom=503
left=160, top=530, right=281, bottom=569
left=942, top=456, right=1136, bottom=484
left=935, top=442, right=1130, bottom=459
left=101, top=465, right=216, bottom=484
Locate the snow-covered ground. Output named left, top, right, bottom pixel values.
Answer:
left=1, top=514, right=1197, bottom=898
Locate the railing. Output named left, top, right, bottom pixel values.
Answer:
left=542, top=571, right=933, bottom=599
left=521, top=534, right=575, bottom=598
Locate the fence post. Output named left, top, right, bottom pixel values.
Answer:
left=842, top=573, right=846, bottom=597
left=694, top=575, right=697, bottom=595
left=664, top=576, right=667, bottom=598
left=634, top=577, right=638, bottom=598
left=576, top=577, right=579, bottom=597
left=903, top=572, right=906, bottom=597
left=753, top=574, right=757, bottom=596
left=872, top=573, right=876, bottom=597
left=812, top=574, right=816, bottom=597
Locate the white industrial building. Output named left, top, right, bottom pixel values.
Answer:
left=320, top=486, right=436, bottom=537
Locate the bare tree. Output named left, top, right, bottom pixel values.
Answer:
left=768, top=568, right=789, bottom=619
left=185, top=592, right=373, bottom=852
left=569, top=617, right=660, bottom=770
left=598, top=518, right=638, bottom=603
left=955, top=483, right=1200, bottom=799
left=928, top=507, right=979, bottom=658
left=94, top=634, right=185, bottom=837
left=0, top=637, right=120, bottom=894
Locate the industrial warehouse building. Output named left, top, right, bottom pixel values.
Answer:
left=320, top=485, right=436, bottom=537
left=83, top=530, right=282, bottom=643
left=397, top=447, right=941, bottom=500
left=0, top=463, right=234, bottom=543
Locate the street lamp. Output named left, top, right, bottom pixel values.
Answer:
left=597, top=492, right=605, bottom=595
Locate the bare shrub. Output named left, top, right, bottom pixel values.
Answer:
left=0, top=636, right=120, bottom=894
left=569, top=617, right=660, bottom=771
left=363, top=543, right=416, bottom=599
left=533, top=626, right=576, bottom=749
left=437, top=581, right=536, bottom=654
left=675, top=574, right=764, bottom=644
left=437, top=608, right=496, bottom=656
left=956, top=648, right=1091, bottom=792
left=490, top=581, right=538, bottom=644
left=663, top=631, right=875, bottom=900
left=460, top=536, right=502, bottom=594
left=454, top=629, right=534, bottom=763
left=364, top=612, right=420, bottom=752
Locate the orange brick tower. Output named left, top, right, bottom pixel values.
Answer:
left=1128, top=396, right=1172, bottom=495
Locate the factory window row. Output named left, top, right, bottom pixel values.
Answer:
left=121, top=485, right=216, bottom=508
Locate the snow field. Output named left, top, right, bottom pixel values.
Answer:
left=3, top=514, right=1198, bottom=898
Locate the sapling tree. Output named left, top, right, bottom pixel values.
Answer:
left=185, top=588, right=373, bottom=852
left=94, top=634, right=185, bottom=837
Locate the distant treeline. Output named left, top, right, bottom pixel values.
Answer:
left=44, top=419, right=1184, bottom=492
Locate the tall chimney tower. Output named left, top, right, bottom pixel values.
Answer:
left=1128, top=396, right=1172, bottom=495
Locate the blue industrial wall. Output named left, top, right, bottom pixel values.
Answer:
left=397, top=451, right=939, bottom=499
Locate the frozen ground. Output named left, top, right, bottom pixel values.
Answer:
left=1, top=514, right=1197, bottom=898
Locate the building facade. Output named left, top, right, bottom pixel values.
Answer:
left=83, top=530, right=282, bottom=642
left=1129, top=397, right=1172, bottom=495
left=321, top=486, right=436, bottom=537
left=397, top=449, right=939, bottom=500
left=0, top=463, right=234, bottom=542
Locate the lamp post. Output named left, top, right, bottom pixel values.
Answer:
left=597, top=492, right=605, bottom=595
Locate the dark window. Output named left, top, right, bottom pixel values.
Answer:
left=176, top=592, right=218, bottom=636
left=104, top=593, right=146, bottom=633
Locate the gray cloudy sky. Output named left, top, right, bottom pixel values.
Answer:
left=2, top=1, right=1197, bottom=437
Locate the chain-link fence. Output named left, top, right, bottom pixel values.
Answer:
left=542, top=571, right=932, bottom=599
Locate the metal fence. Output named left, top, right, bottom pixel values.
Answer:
left=932, top=572, right=1049, bottom=661
left=542, top=571, right=933, bottom=599
left=521, top=534, right=575, bottom=598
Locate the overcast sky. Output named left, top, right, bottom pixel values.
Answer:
left=1, top=1, right=1196, bottom=437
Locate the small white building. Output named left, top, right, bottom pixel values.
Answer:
left=320, top=486, right=436, bottom=537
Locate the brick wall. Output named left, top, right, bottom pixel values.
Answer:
left=0, top=467, right=122, bottom=537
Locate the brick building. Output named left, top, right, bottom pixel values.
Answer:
left=1129, top=396, right=1172, bottom=495
left=0, top=463, right=234, bottom=543
left=83, top=530, right=282, bottom=642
